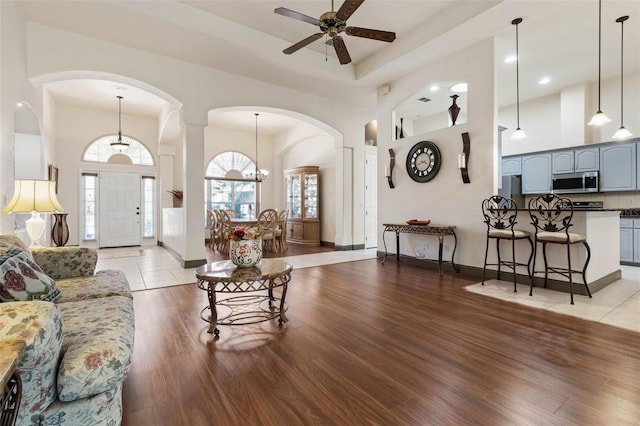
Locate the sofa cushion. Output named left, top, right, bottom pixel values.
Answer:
left=0, top=301, right=63, bottom=424
left=55, top=270, right=132, bottom=304
left=0, top=234, right=29, bottom=256
left=0, top=248, right=60, bottom=302
left=56, top=296, right=134, bottom=401
left=41, top=383, right=123, bottom=426
left=31, top=247, right=97, bottom=280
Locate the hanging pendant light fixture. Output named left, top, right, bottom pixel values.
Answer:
left=588, top=0, right=611, bottom=126
left=253, top=113, right=269, bottom=182
left=110, top=95, right=130, bottom=151
left=613, top=15, right=632, bottom=140
left=511, top=18, right=526, bottom=140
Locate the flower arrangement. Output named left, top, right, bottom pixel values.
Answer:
left=227, top=226, right=263, bottom=241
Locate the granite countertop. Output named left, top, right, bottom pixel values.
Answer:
left=619, top=209, right=640, bottom=216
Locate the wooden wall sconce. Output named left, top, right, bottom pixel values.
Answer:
left=459, top=132, right=471, bottom=184
left=386, top=148, right=395, bottom=188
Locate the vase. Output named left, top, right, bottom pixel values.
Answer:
left=229, top=238, right=263, bottom=267
left=399, top=118, right=405, bottom=139
left=448, top=95, right=461, bottom=126
left=51, top=213, right=69, bottom=247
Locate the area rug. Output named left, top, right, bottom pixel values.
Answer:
left=97, top=249, right=145, bottom=259
left=465, top=279, right=640, bottom=333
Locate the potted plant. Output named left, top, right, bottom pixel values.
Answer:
left=167, top=190, right=183, bottom=207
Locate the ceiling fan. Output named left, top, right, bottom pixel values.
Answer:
left=275, top=0, right=396, bottom=65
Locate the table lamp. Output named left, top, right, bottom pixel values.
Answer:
left=2, top=180, right=64, bottom=248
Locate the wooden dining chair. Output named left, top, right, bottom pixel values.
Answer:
left=217, top=209, right=232, bottom=253
left=207, top=209, right=218, bottom=249
left=257, top=209, right=278, bottom=253
left=275, top=209, right=289, bottom=252
left=224, top=209, right=238, bottom=219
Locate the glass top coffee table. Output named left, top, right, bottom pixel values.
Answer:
left=195, top=259, right=293, bottom=336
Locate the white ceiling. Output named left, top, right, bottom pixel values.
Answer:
left=19, top=0, right=640, bottom=133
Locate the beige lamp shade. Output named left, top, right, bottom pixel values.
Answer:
left=2, top=180, right=64, bottom=213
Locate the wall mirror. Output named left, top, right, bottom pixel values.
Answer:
left=393, top=81, right=468, bottom=140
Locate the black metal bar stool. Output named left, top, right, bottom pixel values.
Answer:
left=528, top=194, right=592, bottom=304
left=481, top=195, right=534, bottom=292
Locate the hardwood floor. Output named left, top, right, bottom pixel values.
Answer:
left=122, top=259, right=640, bottom=425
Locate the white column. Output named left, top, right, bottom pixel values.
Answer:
left=182, top=122, right=206, bottom=265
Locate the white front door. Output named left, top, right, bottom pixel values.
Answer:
left=99, top=171, right=141, bottom=247
left=364, top=151, right=377, bottom=249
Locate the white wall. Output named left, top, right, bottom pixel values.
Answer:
left=378, top=39, right=496, bottom=268
left=0, top=2, right=49, bottom=235
left=501, top=71, right=640, bottom=156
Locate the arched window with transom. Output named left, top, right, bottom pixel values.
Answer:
left=83, top=134, right=154, bottom=165
left=205, top=151, right=260, bottom=218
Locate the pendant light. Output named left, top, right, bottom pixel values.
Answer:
left=253, top=113, right=269, bottom=182
left=110, top=96, right=130, bottom=151
left=588, top=0, right=611, bottom=126
left=613, top=16, right=632, bottom=140
left=511, top=18, right=526, bottom=140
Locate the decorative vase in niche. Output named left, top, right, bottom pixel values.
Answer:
left=399, top=118, right=405, bottom=139
left=448, top=94, right=461, bottom=126
left=51, top=213, right=69, bottom=247
left=229, top=238, right=263, bottom=267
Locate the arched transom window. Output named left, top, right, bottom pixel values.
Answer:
left=205, top=151, right=259, bottom=219
left=83, top=135, right=154, bottom=165
left=206, top=151, right=255, bottom=178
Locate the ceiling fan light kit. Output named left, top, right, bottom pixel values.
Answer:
left=275, top=0, right=396, bottom=65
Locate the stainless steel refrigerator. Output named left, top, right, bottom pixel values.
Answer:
left=498, top=175, right=525, bottom=208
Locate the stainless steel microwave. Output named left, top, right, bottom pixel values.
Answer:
left=552, top=171, right=598, bottom=193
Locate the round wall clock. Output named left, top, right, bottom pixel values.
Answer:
left=406, top=141, right=441, bottom=183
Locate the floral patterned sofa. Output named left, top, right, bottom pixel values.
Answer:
left=0, top=235, right=134, bottom=426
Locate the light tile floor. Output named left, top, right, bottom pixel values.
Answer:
left=97, top=246, right=638, bottom=333
left=466, top=266, right=640, bottom=333
left=96, top=246, right=379, bottom=292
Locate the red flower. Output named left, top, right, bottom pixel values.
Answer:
left=84, top=352, right=103, bottom=370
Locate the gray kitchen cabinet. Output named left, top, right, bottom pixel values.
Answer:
left=502, top=156, right=521, bottom=176
left=552, top=147, right=599, bottom=174
left=574, top=147, right=599, bottom=172
left=521, top=153, right=551, bottom=194
left=551, top=150, right=574, bottom=174
left=600, top=142, right=636, bottom=192
left=620, top=218, right=633, bottom=263
left=634, top=228, right=640, bottom=264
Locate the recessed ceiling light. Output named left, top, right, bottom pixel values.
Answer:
left=430, top=85, right=439, bottom=92
left=538, top=77, right=551, bottom=85
left=450, top=83, right=468, bottom=93
left=504, top=55, right=517, bottom=63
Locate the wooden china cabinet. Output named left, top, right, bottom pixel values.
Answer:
left=284, top=166, right=320, bottom=246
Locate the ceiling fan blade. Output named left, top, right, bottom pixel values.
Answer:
left=283, top=33, right=324, bottom=54
left=345, top=26, right=396, bottom=42
left=274, top=7, right=321, bottom=26
left=332, top=36, right=352, bottom=64
left=335, top=0, right=365, bottom=22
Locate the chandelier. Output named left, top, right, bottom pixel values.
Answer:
left=110, top=95, right=130, bottom=151
left=247, top=113, right=269, bottom=182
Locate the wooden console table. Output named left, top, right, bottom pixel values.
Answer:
left=381, top=223, right=459, bottom=275
left=0, top=340, right=25, bottom=426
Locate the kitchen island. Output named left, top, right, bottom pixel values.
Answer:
left=512, top=208, right=621, bottom=295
